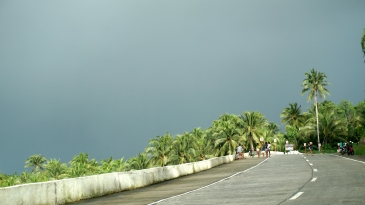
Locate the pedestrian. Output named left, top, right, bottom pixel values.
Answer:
left=235, top=146, right=239, bottom=160
left=267, top=142, right=271, bottom=157
left=307, top=142, right=313, bottom=156
left=264, top=142, right=268, bottom=158
left=261, top=142, right=266, bottom=158
left=256, top=143, right=261, bottom=158
left=237, top=144, right=243, bottom=160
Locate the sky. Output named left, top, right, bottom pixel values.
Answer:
left=1, top=1, right=364, bottom=174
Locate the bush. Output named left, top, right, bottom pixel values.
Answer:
left=354, top=144, right=365, bottom=156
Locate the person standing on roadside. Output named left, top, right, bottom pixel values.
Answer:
left=307, top=142, right=313, bottom=156
left=256, top=143, right=261, bottom=158
left=267, top=142, right=271, bottom=157
left=237, top=144, right=243, bottom=160
left=261, top=142, right=266, bottom=158
left=264, top=142, right=268, bottom=158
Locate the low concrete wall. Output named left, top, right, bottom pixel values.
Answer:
left=0, top=155, right=234, bottom=205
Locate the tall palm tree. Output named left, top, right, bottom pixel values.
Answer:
left=238, top=111, right=268, bottom=151
left=301, top=68, right=330, bottom=151
left=280, top=103, right=305, bottom=129
left=25, top=154, right=47, bottom=172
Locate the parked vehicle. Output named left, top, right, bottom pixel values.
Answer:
left=340, top=142, right=354, bottom=155
left=347, top=142, right=354, bottom=155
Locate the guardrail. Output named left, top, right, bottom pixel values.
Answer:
left=0, top=155, right=234, bottom=205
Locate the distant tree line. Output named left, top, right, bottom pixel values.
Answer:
left=1, top=69, right=364, bottom=188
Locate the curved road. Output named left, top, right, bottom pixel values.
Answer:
left=71, top=154, right=365, bottom=205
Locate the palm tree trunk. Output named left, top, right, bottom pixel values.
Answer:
left=315, top=94, right=320, bottom=151
left=250, top=135, right=254, bottom=152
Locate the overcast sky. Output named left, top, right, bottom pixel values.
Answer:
left=1, top=1, right=364, bottom=174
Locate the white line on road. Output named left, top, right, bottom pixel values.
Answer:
left=311, top=178, right=317, bottom=182
left=309, top=163, right=313, bottom=165
left=331, top=154, right=365, bottom=164
left=306, top=160, right=309, bottom=161
left=289, top=192, right=304, bottom=200
left=313, top=169, right=318, bottom=172
left=147, top=158, right=270, bottom=205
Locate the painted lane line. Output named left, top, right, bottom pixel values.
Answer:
left=331, top=154, right=365, bottom=164
left=311, top=178, right=317, bottom=182
left=306, top=160, right=309, bottom=161
left=313, top=169, right=318, bottom=172
left=147, top=158, right=270, bottom=205
left=289, top=192, right=304, bottom=200
left=309, top=163, right=313, bottom=166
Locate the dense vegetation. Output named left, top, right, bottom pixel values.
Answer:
left=1, top=68, right=364, bottom=188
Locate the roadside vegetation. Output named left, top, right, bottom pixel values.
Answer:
left=1, top=67, right=365, bottom=187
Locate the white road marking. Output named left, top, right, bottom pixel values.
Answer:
left=306, top=160, right=309, bottom=161
left=147, top=158, right=270, bottom=205
left=311, top=178, right=317, bottom=182
left=309, top=163, right=313, bottom=165
left=290, top=192, right=304, bottom=200
left=313, top=169, right=318, bottom=172
left=331, top=154, right=365, bottom=164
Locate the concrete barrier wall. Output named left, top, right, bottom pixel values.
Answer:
left=0, top=155, right=234, bottom=205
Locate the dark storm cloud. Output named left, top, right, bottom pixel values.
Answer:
left=0, top=0, right=364, bottom=174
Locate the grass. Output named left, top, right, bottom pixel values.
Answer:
left=354, top=144, right=365, bottom=156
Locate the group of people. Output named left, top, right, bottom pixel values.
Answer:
left=236, top=144, right=245, bottom=160
left=236, top=141, right=272, bottom=160
left=256, top=142, right=271, bottom=158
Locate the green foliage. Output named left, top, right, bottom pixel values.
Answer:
left=25, top=154, right=47, bottom=172
left=5, top=96, right=365, bottom=188
left=238, top=111, right=268, bottom=151
left=354, top=144, right=365, bottom=156
left=146, top=132, right=173, bottom=167
left=280, top=103, right=305, bottom=128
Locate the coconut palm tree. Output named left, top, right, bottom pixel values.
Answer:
left=211, top=114, right=242, bottom=156
left=146, top=132, right=173, bottom=167
left=100, top=157, right=114, bottom=173
left=170, top=132, right=196, bottom=164
left=280, top=103, right=305, bottom=129
left=128, top=153, right=150, bottom=170
left=190, top=128, right=214, bottom=161
left=111, top=158, right=127, bottom=172
left=301, top=68, right=330, bottom=151
left=68, top=153, right=99, bottom=176
left=45, top=159, right=68, bottom=180
left=267, top=122, right=280, bottom=135
left=320, top=109, right=347, bottom=145
left=25, top=154, right=47, bottom=172
left=238, top=111, right=268, bottom=151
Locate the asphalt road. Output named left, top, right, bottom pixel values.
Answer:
left=71, top=153, right=365, bottom=205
